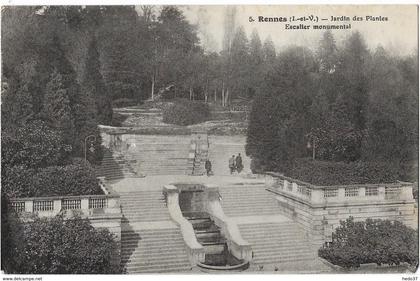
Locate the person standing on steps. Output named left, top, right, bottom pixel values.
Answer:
left=205, top=159, right=212, bottom=176
left=229, top=155, right=236, bottom=174
left=235, top=153, right=243, bottom=174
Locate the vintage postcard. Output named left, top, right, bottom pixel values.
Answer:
left=1, top=4, right=418, bottom=277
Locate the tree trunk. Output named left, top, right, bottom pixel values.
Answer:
left=151, top=74, right=155, bottom=101
left=214, top=89, right=217, bottom=102
left=222, top=82, right=225, bottom=107
left=189, top=86, right=193, bottom=101
left=205, top=79, right=209, bottom=103
left=225, top=88, right=229, bottom=107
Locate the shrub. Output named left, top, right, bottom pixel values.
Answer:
left=2, top=162, right=102, bottom=198
left=319, top=217, right=418, bottom=269
left=111, top=112, right=129, bottom=127
left=162, top=100, right=210, bottom=126
left=1, top=120, right=72, bottom=169
left=4, top=215, right=120, bottom=274
left=279, top=158, right=400, bottom=185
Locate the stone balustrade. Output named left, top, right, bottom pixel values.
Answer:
left=265, top=172, right=414, bottom=207
left=265, top=172, right=417, bottom=245
left=9, top=194, right=120, bottom=218
left=9, top=178, right=121, bottom=219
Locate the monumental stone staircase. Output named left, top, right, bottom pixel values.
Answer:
left=218, top=183, right=280, bottom=217
left=96, top=149, right=136, bottom=181
left=119, top=190, right=171, bottom=222
left=123, top=135, right=191, bottom=176
left=121, top=228, right=192, bottom=273
left=238, top=222, right=329, bottom=272
left=119, top=190, right=192, bottom=273
left=218, top=183, right=331, bottom=273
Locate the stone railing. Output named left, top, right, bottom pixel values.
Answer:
left=163, top=185, right=205, bottom=265
left=265, top=172, right=415, bottom=207
left=204, top=184, right=252, bottom=262
left=9, top=178, right=120, bottom=219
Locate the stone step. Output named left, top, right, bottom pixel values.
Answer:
left=121, top=244, right=186, bottom=254
left=125, top=264, right=192, bottom=274
left=122, top=229, right=179, bottom=234
left=121, top=239, right=185, bottom=248
left=121, top=232, right=183, bottom=239
left=252, top=256, right=317, bottom=264
left=122, top=217, right=171, bottom=222
left=122, top=253, right=190, bottom=263
left=250, top=245, right=315, bottom=253
left=124, top=260, right=191, bottom=270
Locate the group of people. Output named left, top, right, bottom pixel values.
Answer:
left=228, top=153, right=243, bottom=174
left=203, top=153, right=244, bottom=176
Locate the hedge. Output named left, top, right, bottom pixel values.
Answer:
left=162, top=100, right=210, bottom=126
left=2, top=162, right=102, bottom=198
left=279, top=158, right=400, bottom=185
left=319, top=217, right=418, bottom=269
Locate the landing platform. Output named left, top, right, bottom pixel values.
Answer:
left=109, top=174, right=265, bottom=193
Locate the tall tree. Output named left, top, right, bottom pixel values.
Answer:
left=336, top=31, right=370, bottom=130
left=229, top=26, right=249, bottom=102
left=246, top=46, right=316, bottom=171
left=43, top=70, right=75, bottom=144
left=262, top=36, right=276, bottom=62
left=83, top=37, right=112, bottom=125
left=248, top=29, right=264, bottom=98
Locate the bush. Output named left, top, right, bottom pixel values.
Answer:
left=162, top=100, right=210, bottom=126
left=2, top=162, right=102, bottom=198
left=4, top=215, right=120, bottom=274
left=319, top=217, right=418, bottom=269
left=1, top=120, right=72, bottom=169
left=278, top=158, right=400, bottom=185
left=111, top=112, right=129, bottom=127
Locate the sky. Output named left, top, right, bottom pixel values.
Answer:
left=177, top=5, right=418, bottom=56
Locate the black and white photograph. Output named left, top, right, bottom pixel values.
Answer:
left=0, top=4, right=418, bottom=276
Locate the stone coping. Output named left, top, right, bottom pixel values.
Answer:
left=266, top=172, right=411, bottom=189
left=9, top=193, right=119, bottom=202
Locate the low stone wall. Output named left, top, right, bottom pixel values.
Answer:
left=163, top=184, right=205, bottom=265
left=265, top=172, right=417, bottom=246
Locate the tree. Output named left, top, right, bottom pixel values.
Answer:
left=97, top=6, right=146, bottom=101
left=247, top=29, right=264, bottom=98
left=83, top=37, right=112, bottom=125
left=246, top=46, right=316, bottom=171
left=262, top=36, right=276, bottom=62
left=1, top=191, right=25, bottom=273
left=43, top=69, right=75, bottom=143
left=336, top=31, right=370, bottom=131
left=362, top=48, right=419, bottom=168
left=1, top=120, right=71, bottom=170
left=5, top=215, right=120, bottom=274
left=230, top=26, right=250, bottom=101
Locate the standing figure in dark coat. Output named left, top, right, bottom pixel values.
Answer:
left=228, top=155, right=236, bottom=174
left=205, top=159, right=212, bottom=176
left=235, top=153, right=243, bottom=173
